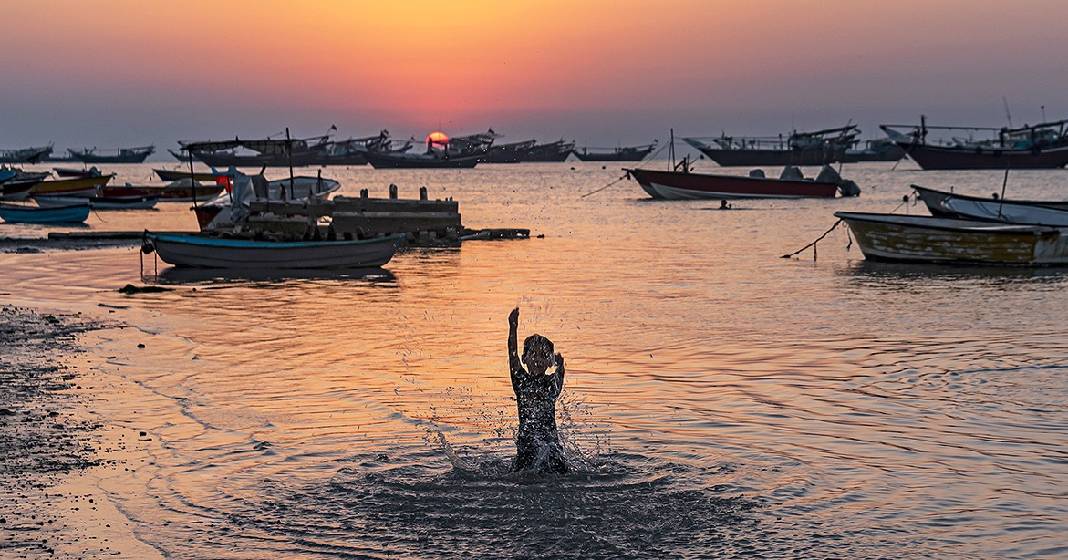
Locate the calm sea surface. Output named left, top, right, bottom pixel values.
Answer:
left=2, top=161, right=1067, bottom=558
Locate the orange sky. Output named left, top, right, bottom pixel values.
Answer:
left=2, top=0, right=1067, bottom=147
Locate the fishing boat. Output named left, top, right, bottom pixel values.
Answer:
left=363, top=150, right=482, bottom=169
left=482, top=139, right=537, bottom=163
left=836, top=211, right=1068, bottom=265
left=194, top=171, right=341, bottom=230
left=153, top=168, right=218, bottom=182
left=0, top=202, right=90, bottom=224
left=881, top=117, right=1068, bottom=170
left=685, top=126, right=858, bottom=167
left=68, top=145, right=155, bottom=164
left=0, top=170, right=52, bottom=201
left=179, top=135, right=332, bottom=168
left=518, top=139, right=575, bottom=162
left=143, top=232, right=403, bottom=269
left=912, top=185, right=1068, bottom=225
left=574, top=142, right=657, bottom=162
left=53, top=166, right=104, bottom=178
left=101, top=181, right=225, bottom=202
left=28, top=174, right=113, bottom=197
left=626, top=160, right=856, bottom=200
left=0, top=145, right=52, bottom=164
left=34, top=194, right=159, bottom=210
left=840, top=139, right=906, bottom=163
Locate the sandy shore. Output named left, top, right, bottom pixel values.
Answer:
left=0, top=305, right=160, bottom=559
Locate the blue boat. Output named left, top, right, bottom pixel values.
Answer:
left=144, top=232, right=403, bottom=269
left=0, top=202, right=90, bottom=224
left=0, top=169, right=17, bottom=183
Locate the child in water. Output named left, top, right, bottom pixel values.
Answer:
left=507, top=307, right=568, bottom=473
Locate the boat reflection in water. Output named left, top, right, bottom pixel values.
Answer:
left=156, top=265, right=398, bottom=285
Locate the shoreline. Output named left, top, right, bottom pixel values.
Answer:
left=0, top=305, right=161, bottom=558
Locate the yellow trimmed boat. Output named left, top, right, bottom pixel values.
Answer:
left=29, top=174, right=114, bottom=197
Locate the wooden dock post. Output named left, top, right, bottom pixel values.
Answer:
left=389, top=184, right=398, bottom=199
left=419, top=186, right=428, bottom=201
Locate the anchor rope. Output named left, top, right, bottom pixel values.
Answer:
left=578, top=139, right=673, bottom=199
left=780, top=219, right=843, bottom=260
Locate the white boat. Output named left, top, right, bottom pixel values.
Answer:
left=195, top=170, right=341, bottom=231
left=912, top=185, right=1068, bottom=226
left=836, top=211, right=1068, bottom=265
left=144, top=232, right=403, bottom=269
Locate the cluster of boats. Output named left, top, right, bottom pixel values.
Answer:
left=0, top=166, right=226, bottom=224
left=0, top=144, right=155, bottom=164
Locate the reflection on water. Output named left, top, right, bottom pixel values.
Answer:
left=156, top=266, right=398, bottom=285
left=1, top=162, right=1067, bottom=557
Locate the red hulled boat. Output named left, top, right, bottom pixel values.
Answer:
left=625, top=167, right=840, bottom=200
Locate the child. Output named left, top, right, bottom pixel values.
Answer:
left=507, top=307, right=568, bottom=473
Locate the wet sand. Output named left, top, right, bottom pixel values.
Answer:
left=0, top=305, right=160, bottom=559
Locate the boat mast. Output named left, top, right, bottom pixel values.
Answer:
left=669, top=128, right=675, bottom=169
left=286, top=127, right=295, bottom=201
left=187, top=147, right=198, bottom=208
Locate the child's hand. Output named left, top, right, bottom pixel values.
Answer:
left=509, top=307, right=520, bottom=326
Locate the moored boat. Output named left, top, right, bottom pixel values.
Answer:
left=28, top=174, right=114, bottom=197
left=626, top=165, right=852, bottom=200
left=685, top=126, right=858, bottom=167
left=363, top=150, right=482, bottom=169
left=0, top=202, right=90, bottom=224
left=518, top=139, right=575, bottom=162
left=68, top=145, right=154, bottom=163
left=482, top=139, right=537, bottom=163
left=53, top=166, right=104, bottom=178
left=881, top=117, right=1068, bottom=170
left=912, top=185, right=1068, bottom=225
left=836, top=211, right=1068, bottom=265
left=143, top=232, right=403, bottom=269
left=0, top=145, right=52, bottom=164
left=34, top=194, right=159, bottom=210
left=153, top=168, right=218, bottom=182
left=574, top=142, right=656, bottom=162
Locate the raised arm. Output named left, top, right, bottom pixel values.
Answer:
left=508, top=307, right=524, bottom=378
left=551, top=352, right=565, bottom=396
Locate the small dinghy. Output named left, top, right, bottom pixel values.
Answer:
left=143, top=232, right=403, bottom=269
left=912, top=185, right=1068, bottom=226
left=0, top=202, right=90, bottom=224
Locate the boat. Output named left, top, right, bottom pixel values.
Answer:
left=68, top=145, right=154, bottom=163
left=912, top=185, right=1068, bottom=225
left=0, top=202, right=90, bottom=224
left=178, top=135, right=333, bottom=168
left=685, top=126, right=858, bottom=167
left=153, top=167, right=218, bottom=182
left=143, top=232, right=403, bottom=269
left=0, top=145, right=52, bottom=164
left=840, top=139, right=906, bottom=162
left=28, top=174, right=114, bottom=197
left=482, top=139, right=537, bottom=163
left=518, top=139, right=575, bottom=162
left=101, top=181, right=225, bottom=202
left=53, top=166, right=104, bottom=178
left=34, top=194, right=159, bottom=210
left=363, top=150, right=482, bottom=169
left=881, top=117, right=1068, bottom=170
left=194, top=171, right=340, bottom=230
left=1, top=170, right=52, bottom=201
left=574, top=142, right=657, bottom=162
left=836, top=211, right=1068, bottom=265
left=626, top=163, right=854, bottom=200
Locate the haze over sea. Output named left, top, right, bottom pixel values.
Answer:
left=2, top=161, right=1066, bottom=558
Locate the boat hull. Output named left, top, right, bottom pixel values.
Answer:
left=573, top=146, right=655, bottom=162
left=518, top=141, right=574, bottom=162
left=913, top=186, right=1068, bottom=225
left=690, top=146, right=845, bottom=167
left=189, top=150, right=324, bottom=168
left=363, top=152, right=481, bottom=169
left=836, top=211, right=1068, bottom=265
left=153, top=169, right=218, bottom=182
left=627, top=168, right=839, bottom=200
left=35, top=195, right=159, bottom=210
left=148, top=233, right=402, bottom=269
left=29, top=175, right=113, bottom=197
left=0, top=203, right=90, bottom=224
left=900, top=143, right=1068, bottom=170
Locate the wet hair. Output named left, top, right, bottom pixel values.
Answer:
left=523, top=334, right=555, bottom=359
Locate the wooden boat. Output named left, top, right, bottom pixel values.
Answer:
left=0, top=145, right=52, bottom=164
left=482, top=140, right=537, bottom=163
left=53, top=166, right=103, bottom=178
left=574, top=143, right=656, bottom=162
left=913, top=185, right=1068, bottom=225
left=34, top=194, right=158, bottom=210
left=144, top=232, right=403, bottom=269
left=626, top=167, right=842, bottom=200
left=518, top=139, right=575, bottom=162
left=840, top=139, right=906, bottom=162
left=28, top=174, right=113, bottom=197
left=684, top=126, right=858, bottom=167
left=836, top=211, right=1068, bottom=265
left=0, top=202, right=90, bottom=224
left=68, top=146, right=154, bottom=164
left=881, top=118, right=1068, bottom=170
left=363, top=150, right=482, bottom=169
left=154, top=168, right=217, bottom=182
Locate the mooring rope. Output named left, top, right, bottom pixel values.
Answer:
left=780, top=219, right=843, bottom=260
left=579, top=173, right=629, bottom=198
left=578, top=139, right=673, bottom=199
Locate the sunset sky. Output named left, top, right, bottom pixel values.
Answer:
left=2, top=0, right=1067, bottom=151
